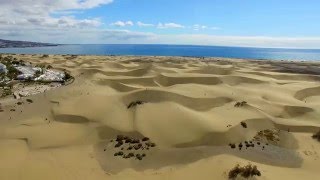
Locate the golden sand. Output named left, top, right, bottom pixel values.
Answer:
left=1, top=54, right=320, bottom=180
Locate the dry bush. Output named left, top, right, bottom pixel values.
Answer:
left=127, top=101, right=145, bottom=109
left=240, top=122, right=247, bottom=128
left=254, top=129, right=280, bottom=143
left=312, top=130, right=320, bottom=141
left=228, top=164, right=261, bottom=179
left=234, top=101, right=247, bottom=107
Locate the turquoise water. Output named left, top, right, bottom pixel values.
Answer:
left=0, top=44, right=320, bottom=61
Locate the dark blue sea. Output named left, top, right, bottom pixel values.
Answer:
left=0, top=44, right=320, bottom=61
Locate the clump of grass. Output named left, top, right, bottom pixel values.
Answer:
left=35, top=64, right=46, bottom=69
left=42, top=54, right=49, bottom=58
left=234, top=101, right=247, bottom=107
left=71, top=55, right=78, bottom=59
left=228, top=164, right=261, bottom=179
left=64, top=71, right=72, bottom=80
left=1, top=88, right=12, bottom=97
left=34, top=69, right=43, bottom=78
left=65, top=55, right=78, bottom=60
left=240, top=121, right=247, bottom=128
left=61, top=71, right=75, bottom=85
left=254, top=129, right=280, bottom=143
left=0, top=56, right=21, bottom=80
left=127, top=101, right=145, bottom=109
left=0, top=72, right=6, bottom=82
left=6, top=65, right=20, bottom=79
left=19, top=60, right=26, bottom=66
left=229, top=143, right=236, bottom=149
left=312, top=130, right=320, bottom=141
left=109, top=135, right=155, bottom=160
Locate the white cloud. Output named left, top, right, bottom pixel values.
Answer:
left=0, top=0, right=113, bottom=12
left=0, top=28, right=156, bottom=44
left=193, top=24, right=206, bottom=31
left=150, top=34, right=320, bottom=49
left=0, top=1, right=319, bottom=48
left=25, top=16, right=103, bottom=28
left=0, top=0, right=112, bottom=29
left=137, top=21, right=154, bottom=27
left=110, top=21, right=134, bottom=27
left=2, top=25, right=320, bottom=48
left=157, top=23, right=185, bottom=29
left=193, top=24, right=220, bottom=31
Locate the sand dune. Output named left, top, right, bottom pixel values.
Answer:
left=1, top=55, right=320, bottom=180
left=294, top=86, right=320, bottom=101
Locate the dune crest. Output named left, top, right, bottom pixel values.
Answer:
left=1, top=55, right=320, bottom=179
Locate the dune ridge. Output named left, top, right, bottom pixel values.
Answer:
left=1, top=55, right=320, bottom=180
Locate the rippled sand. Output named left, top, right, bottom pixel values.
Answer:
left=1, top=54, right=320, bottom=180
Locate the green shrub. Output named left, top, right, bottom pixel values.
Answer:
left=1, top=88, right=12, bottom=97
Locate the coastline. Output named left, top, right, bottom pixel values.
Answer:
left=0, top=39, right=58, bottom=49
left=1, top=44, right=320, bottom=61
left=0, top=54, right=320, bottom=180
left=1, top=52, right=320, bottom=63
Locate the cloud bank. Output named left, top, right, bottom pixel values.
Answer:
left=110, top=21, right=134, bottom=27
left=0, top=0, right=112, bottom=29
left=137, top=21, right=154, bottom=27
left=0, top=0, right=320, bottom=48
left=157, top=23, right=185, bottom=29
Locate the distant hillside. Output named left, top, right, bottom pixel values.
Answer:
left=0, top=39, right=58, bottom=48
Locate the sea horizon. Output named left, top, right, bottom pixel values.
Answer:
left=65, top=44, right=320, bottom=50
left=1, top=44, right=320, bottom=61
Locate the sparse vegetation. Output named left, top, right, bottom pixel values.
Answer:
left=234, top=101, right=247, bottom=107
left=312, top=130, right=320, bottom=141
left=6, top=65, right=20, bottom=79
left=65, top=55, right=78, bottom=60
left=35, top=64, right=46, bottom=69
left=229, top=143, right=236, bottom=149
left=107, top=135, right=156, bottom=161
left=127, top=101, right=145, bottom=109
left=34, top=70, right=43, bottom=77
left=0, top=72, right=6, bottom=82
left=228, top=164, right=261, bottom=179
left=1, top=88, right=12, bottom=97
left=254, top=129, right=280, bottom=143
left=71, top=55, right=78, bottom=59
left=135, top=153, right=143, bottom=160
left=240, top=121, right=247, bottom=128
left=0, top=55, right=70, bottom=100
left=63, top=71, right=73, bottom=82
left=0, top=56, right=21, bottom=80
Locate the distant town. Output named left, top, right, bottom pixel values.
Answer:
left=0, top=39, right=58, bottom=48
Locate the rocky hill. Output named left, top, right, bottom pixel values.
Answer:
left=0, top=39, right=58, bottom=48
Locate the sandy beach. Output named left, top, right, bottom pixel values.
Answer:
left=1, top=54, right=320, bottom=180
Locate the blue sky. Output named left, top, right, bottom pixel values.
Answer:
left=1, top=0, right=320, bottom=48
left=83, top=0, right=320, bottom=36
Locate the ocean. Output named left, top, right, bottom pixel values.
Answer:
left=0, top=44, right=319, bottom=61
